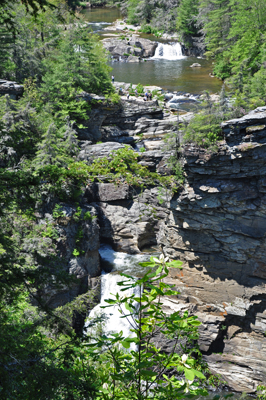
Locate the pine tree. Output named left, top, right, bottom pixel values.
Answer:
left=177, top=0, right=199, bottom=36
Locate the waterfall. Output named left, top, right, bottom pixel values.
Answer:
left=85, top=272, right=141, bottom=343
left=152, top=42, right=186, bottom=60
left=84, top=244, right=153, bottom=342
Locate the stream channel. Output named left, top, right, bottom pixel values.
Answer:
left=81, top=7, right=244, bottom=395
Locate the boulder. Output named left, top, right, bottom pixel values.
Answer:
left=190, top=62, right=201, bottom=67
left=0, top=79, right=24, bottom=99
left=102, top=36, right=158, bottom=60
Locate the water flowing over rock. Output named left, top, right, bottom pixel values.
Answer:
left=78, top=98, right=266, bottom=392
left=102, top=36, right=185, bottom=62
left=152, top=42, right=185, bottom=60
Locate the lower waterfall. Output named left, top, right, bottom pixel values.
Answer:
left=152, top=42, right=185, bottom=60
left=84, top=244, right=151, bottom=341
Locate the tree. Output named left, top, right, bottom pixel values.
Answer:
left=0, top=0, right=56, bottom=31
left=177, top=0, right=199, bottom=37
left=39, top=26, right=113, bottom=122
left=87, top=254, right=207, bottom=400
left=34, top=120, right=78, bottom=169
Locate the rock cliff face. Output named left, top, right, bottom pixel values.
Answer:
left=38, top=204, right=100, bottom=309
left=79, top=99, right=266, bottom=392
left=158, top=108, right=266, bottom=392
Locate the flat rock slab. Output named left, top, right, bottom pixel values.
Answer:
left=85, top=183, right=132, bottom=202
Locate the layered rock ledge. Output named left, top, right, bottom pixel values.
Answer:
left=159, top=107, right=266, bottom=392
left=79, top=99, right=266, bottom=392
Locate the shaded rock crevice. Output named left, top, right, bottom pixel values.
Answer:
left=76, top=97, right=266, bottom=392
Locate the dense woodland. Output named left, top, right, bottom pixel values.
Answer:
left=1, top=0, right=266, bottom=398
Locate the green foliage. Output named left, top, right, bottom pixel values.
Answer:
left=126, top=0, right=143, bottom=24
left=42, top=223, right=59, bottom=239
left=87, top=254, right=207, bottom=400
left=182, top=111, right=223, bottom=148
left=39, top=27, right=113, bottom=122
left=125, top=0, right=179, bottom=32
left=136, top=83, right=144, bottom=94
left=52, top=203, right=65, bottom=219
left=152, top=89, right=164, bottom=102
left=212, top=57, right=232, bottom=80
left=84, top=211, right=96, bottom=221
left=0, top=287, right=100, bottom=399
left=73, top=145, right=177, bottom=190
left=0, top=95, right=43, bottom=167
left=72, top=248, right=80, bottom=256
left=176, top=0, right=199, bottom=36
left=140, top=24, right=163, bottom=37
left=73, top=206, right=82, bottom=222
left=171, top=160, right=184, bottom=183
left=257, top=385, right=266, bottom=400
left=181, top=89, right=244, bottom=148
left=34, top=121, right=79, bottom=169
left=199, top=0, right=266, bottom=100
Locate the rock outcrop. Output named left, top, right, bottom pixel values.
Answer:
left=79, top=99, right=266, bottom=392
left=73, top=91, right=266, bottom=392
left=157, top=107, right=266, bottom=392
left=0, top=79, right=24, bottom=99
left=102, top=36, right=158, bottom=61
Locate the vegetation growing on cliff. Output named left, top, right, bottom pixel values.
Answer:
left=0, top=2, right=183, bottom=397
left=86, top=255, right=208, bottom=400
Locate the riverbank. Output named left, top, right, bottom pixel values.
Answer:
left=103, top=18, right=180, bottom=41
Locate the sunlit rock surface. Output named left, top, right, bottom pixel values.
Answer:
left=81, top=103, right=266, bottom=392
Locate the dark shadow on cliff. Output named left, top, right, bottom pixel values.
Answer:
left=167, top=185, right=266, bottom=289
left=202, top=294, right=266, bottom=356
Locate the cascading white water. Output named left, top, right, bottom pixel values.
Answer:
left=85, top=272, right=141, bottom=343
left=86, top=21, right=111, bottom=32
left=85, top=244, right=153, bottom=343
left=152, top=42, right=186, bottom=60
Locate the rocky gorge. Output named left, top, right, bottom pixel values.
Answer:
left=4, top=80, right=266, bottom=392
left=71, top=92, right=266, bottom=392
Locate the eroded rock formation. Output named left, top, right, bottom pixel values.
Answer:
left=158, top=115, right=266, bottom=391
left=102, top=36, right=158, bottom=61
left=79, top=99, right=266, bottom=392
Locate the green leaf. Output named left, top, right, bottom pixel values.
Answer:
left=184, top=368, right=195, bottom=381
left=141, top=370, right=157, bottom=377
left=167, top=260, right=183, bottom=268
left=138, top=261, right=155, bottom=268
left=155, top=265, right=163, bottom=275
left=121, top=341, right=131, bottom=349
left=194, top=369, right=206, bottom=380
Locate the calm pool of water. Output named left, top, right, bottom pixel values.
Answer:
left=110, top=58, right=222, bottom=94
left=81, top=7, right=223, bottom=94
left=81, top=6, right=122, bottom=24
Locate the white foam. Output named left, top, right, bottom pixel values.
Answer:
left=152, top=42, right=186, bottom=60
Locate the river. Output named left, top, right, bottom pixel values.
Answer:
left=81, top=6, right=223, bottom=94
left=81, top=7, right=241, bottom=394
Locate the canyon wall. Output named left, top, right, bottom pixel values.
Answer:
left=80, top=98, right=266, bottom=392
left=158, top=108, right=266, bottom=392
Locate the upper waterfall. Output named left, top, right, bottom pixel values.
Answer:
left=152, top=42, right=186, bottom=60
